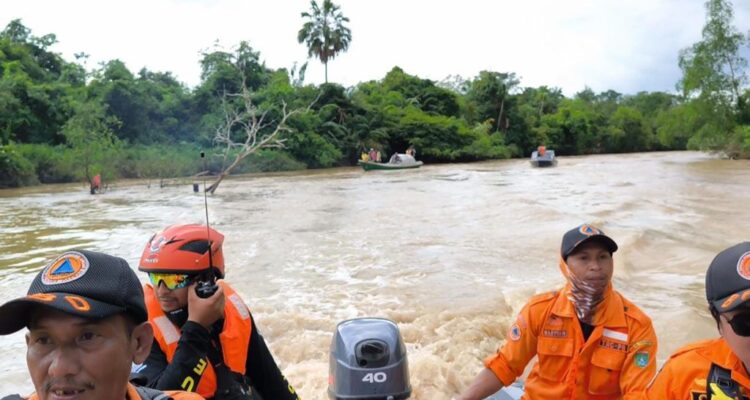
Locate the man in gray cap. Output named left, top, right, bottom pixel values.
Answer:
left=647, top=242, right=750, bottom=399
left=0, top=250, right=203, bottom=400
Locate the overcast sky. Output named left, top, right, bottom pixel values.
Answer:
left=3, top=0, right=749, bottom=96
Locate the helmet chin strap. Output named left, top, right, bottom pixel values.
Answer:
left=559, top=258, right=609, bottom=324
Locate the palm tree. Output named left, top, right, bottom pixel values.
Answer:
left=297, top=0, right=351, bottom=84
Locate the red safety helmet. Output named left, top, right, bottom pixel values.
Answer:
left=139, top=224, right=225, bottom=277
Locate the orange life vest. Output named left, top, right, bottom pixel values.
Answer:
left=144, top=281, right=252, bottom=398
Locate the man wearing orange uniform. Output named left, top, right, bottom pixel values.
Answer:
left=646, top=242, right=750, bottom=400
left=458, top=224, right=658, bottom=400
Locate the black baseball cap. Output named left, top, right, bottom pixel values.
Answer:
left=561, top=224, right=618, bottom=260
left=706, top=242, right=750, bottom=313
left=0, top=250, right=147, bottom=335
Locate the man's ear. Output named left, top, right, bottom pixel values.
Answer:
left=131, top=322, right=154, bottom=364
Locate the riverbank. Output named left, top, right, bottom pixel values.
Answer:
left=0, top=142, right=308, bottom=189
left=4, top=140, right=729, bottom=191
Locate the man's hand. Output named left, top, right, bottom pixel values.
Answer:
left=709, top=382, right=739, bottom=400
left=455, top=368, right=504, bottom=400
left=187, top=280, right=225, bottom=329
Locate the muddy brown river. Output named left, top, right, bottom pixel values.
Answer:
left=1, top=151, right=748, bottom=398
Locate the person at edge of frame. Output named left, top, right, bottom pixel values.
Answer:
left=0, top=249, right=205, bottom=400
left=646, top=242, right=750, bottom=400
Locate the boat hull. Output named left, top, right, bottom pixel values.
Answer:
left=529, top=159, right=557, bottom=167
left=529, top=149, right=557, bottom=167
left=359, top=161, right=423, bottom=171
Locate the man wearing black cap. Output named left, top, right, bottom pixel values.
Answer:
left=647, top=242, right=750, bottom=399
left=0, top=250, right=203, bottom=400
left=458, top=224, right=658, bottom=400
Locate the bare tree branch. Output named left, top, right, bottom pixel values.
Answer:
left=207, top=83, right=301, bottom=194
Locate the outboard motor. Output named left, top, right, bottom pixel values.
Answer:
left=328, top=318, right=411, bottom=400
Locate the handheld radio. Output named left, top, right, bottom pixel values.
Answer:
left=195, top=151, right=219, bottom=298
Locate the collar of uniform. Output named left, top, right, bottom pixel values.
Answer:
left=700, top=338, right=750, bottom=389
left=550, top=285, right=577, bottom=318
left=552, top=284, right=627, bottom=328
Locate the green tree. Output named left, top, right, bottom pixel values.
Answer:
left=538, top=99, right=599, bottom=155
left=605, top=106, right=651, bottom=152
left=464, top=71, right=519, bottom=132
left=62, top=100, right=122, bottom=185
left=381, top=67, right=460, bottom=117
left=0, top=143, right=37, bottom=187
left=0, top=20, right=81, bottom=144
left=655, top=103, right=701, bottom=149
left=509, top=86, right=564, bottom=155
left=297, top=0, right=351, bottom=83
left=678, top=0, right=748, bottom=154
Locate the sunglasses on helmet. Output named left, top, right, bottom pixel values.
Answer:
left=148, top=272, right=196, bottom=290
left=725, top=312, right=750, bottom=337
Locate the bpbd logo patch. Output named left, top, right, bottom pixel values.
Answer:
left=579, top=225, right=601, bottom=236
left=736, top=251, right=750, bottom=280
left=42, top=251, right=89, bottom=285
left=509, top=324, right=521, bottom=341
left=634, top=351, right=649, bottom=368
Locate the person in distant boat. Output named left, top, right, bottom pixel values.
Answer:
left=457, top=224, right=658, bottom=400
left=646, top=242, right=750, bottom=400
left=133, top=224, right=299, bottom=400
left=406, top=146, right=416, bottom=157
left=0, top=250, right=203, bottom=400
left=376, top=150, right=382, bottom=162
left=90, top=174, right=102, bottom=195
left=369, top=148, right=377, bottom=163
left=361, top=151, right=370, bottom=162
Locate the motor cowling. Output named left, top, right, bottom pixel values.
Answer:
left=328, top=318, right=411, bottom=400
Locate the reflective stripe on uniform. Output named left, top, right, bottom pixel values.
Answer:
left=228, top=293, right=250, bottom=320
left=153, top=316, right=181, bottom=345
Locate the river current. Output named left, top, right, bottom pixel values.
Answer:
left=0, top=151, right=748, bottom=398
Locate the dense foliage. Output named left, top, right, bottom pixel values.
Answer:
left=1, top=0, right=748, bottom=188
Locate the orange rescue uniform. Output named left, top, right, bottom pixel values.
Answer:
left=646, top=338, right=750, bottom=399
left=484, top=286, right=657, bottom=399
left=145, top=281, right=252, bottom=398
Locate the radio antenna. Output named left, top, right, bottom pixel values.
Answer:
left=201, top=151, right=214, bottom=269
left=196, top=151, right=218, bottom=298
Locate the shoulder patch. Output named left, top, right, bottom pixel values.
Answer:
left=509, top=323, right=522, bottom=341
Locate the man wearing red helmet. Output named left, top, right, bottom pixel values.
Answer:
left=133, top=224, right=299, bottom=400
